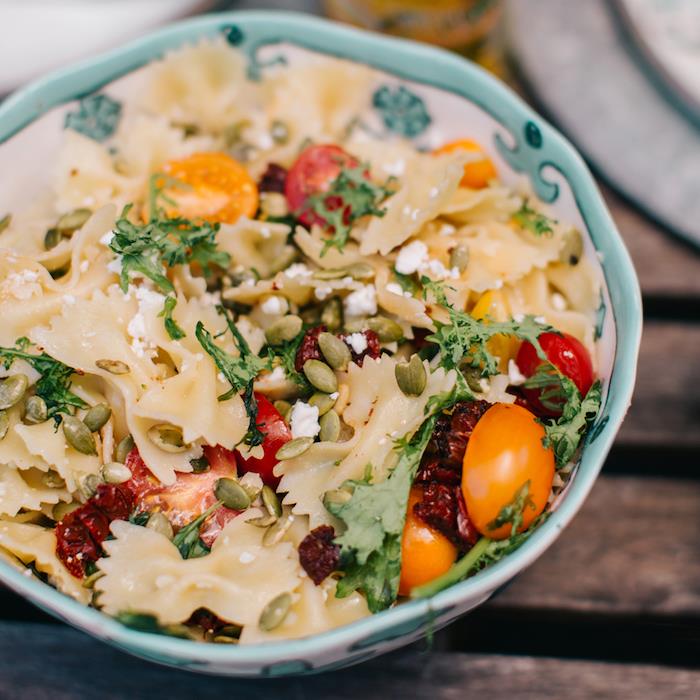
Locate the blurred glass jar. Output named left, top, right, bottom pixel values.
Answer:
left=323, top=0, right=503, bottom=56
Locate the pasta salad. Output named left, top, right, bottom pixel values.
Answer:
left=0, top=40, right=602, bottom=644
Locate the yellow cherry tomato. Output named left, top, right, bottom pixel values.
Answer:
left=462, top=403, right=555, bottom=540
left=433, top=138, right=498, bottom=189
left=159, top=152, right=258, bottom=224
left=398, top=487, right=457, bottom=596
left=470, top=289, right=520, bottom=371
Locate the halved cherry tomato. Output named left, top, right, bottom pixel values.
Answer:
left=471, top=289, right=519, bottom=372
left=284, top=144, right=360, bottom=227
left=433, top=139, right=497, bottom=189
left=461, top=403, right=554, bottom=540
left=236, top=393, right=292, bottom=488
left=516, top=332, right=594, bottom=417
left=398, top=486, right=458, bottom=596
left=160, top=152, right=258, bottom=224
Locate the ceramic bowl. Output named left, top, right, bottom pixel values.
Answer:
left=0, top=10, right=642, bottom=677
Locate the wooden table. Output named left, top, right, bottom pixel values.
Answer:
left=2, top=25, right=700, bottom=700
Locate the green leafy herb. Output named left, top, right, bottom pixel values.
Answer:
left=115, top=612, right=193, bottom=638
left=158, top=295, right=186, bottom=341
left=392, top=269, right=420, bottom=296
left=0, top=338, right=87, bottom=420
left=304, top=163, right=392, bottom=255
left=171, top=501, right=221, bottom=559
left=512, top=200, right=556, bottom=236
left=486, top=481, right=535, bottom=536
left=265, top=329, right=310, bottom=392
left=327, top=390, right=463, bottom=612
left=128, top=510, right=151, bottom=527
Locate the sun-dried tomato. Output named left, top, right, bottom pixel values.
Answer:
left=414, top=483, right=479, bottom=549
left=298, top=525, right=340, bottom=585
left=258, top=162, right=288, bottom=194
left=340, top=329, right=381, bottom=367
left=294, top=324, right=326, bottom=372
left=55, top=483, right=135, bottom=578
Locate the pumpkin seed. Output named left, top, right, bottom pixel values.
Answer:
left=312, top=268, right=347, bottom=281
left=262, top=511, right=294, bottom=546
left=559, top=227, right=583, bottom=266
left=449, top=243, right=470, bottom=273
left=52, top=501, right=80, bottom=522
left=0, top=374, right=29, bottom=410
left=247, top=514, right=278, bottom=528
left=63, top=416, right=97, bottom=455
left=214, top=477, right=251, bottom=511
left=0, top=213, right=11, bottom=234
left=79, top=473, right=102, bottom=500
left=216, top=624, right=242, bottom=640
left=321, top=296, right=343, bottom=331
left=259, top=592, right=292, bottom=631
left=213, top=635, right=239, bottom=644
left=82, top=571, right=105, bottom=589
left=323, top=488, right=352, bottom=509
left=83, top=403, right=112, bottom=432
left=43, top=228, right=62, bottom=250
left=303, top=358, right=338, bottom=393
left=41, top=471, right=66, bottom=489
left=366, top=316, right=403, bottom=342
left=270, top=119, right=289, bottom=144
left=95, top=359, right=130, bottom=375
left=317, top=334, right=350, bottom=372
left=148, top=424, right=186, bottom=453
left=265, top=315, right=302, bottom=345
left=102, top=461, right=132, bottom=484
left=395, top=354, right=427, bottom=397
left=56, top=208, right=91, bottom=233
left=273, top=400, right=292, bottom=421
left=24, top=396, right=48, bottom=424
left=275, top=436, right=313, bottom=460
left=319, top=409, right=341, bottom=442
left=238, top=472, right=263, bottom=500
left=261, top=485, right=282, bottom=519
left=461, top=364, right=485, bottom=393
left=146, top=511, right=174, bottom=540
left=308, top=391, right=336, bottom=417
left=345, top=262, right=375, bottom=280
left=115, top=434, right=134, bottom=464
left=0, top=411, right=8, bottom=440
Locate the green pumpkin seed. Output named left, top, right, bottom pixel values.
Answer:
left=321, top=296, right=343, bottom=331
left=270, top=119, right=289, bottom=144
left=115, top=434, right=134, bottom=464
left=449, top=243, right=470, bottom=273
left=56, top=208, right=91, bottom=233
left=96, top=359, right=130, bottom=375
left=461, top=364, right=485, bottom=393
left=63, top=416, right=97, bottom=455
left=319, top=409, right=341, bottom=442
left=82, top=571, right=105, bottom=589
left=79, top=474, right=102, bottom=500
left=216, top=624, right=242, bottom=640
left=395, top=354, right=427, bottom=397
left=0, top=411, right=8, bottom=440
left=146, top=511, right=174, bottom=540
left=215, top=478, right=251, bottom=511
left=345, top=262, right=375, bottom=280
left=43, top=228, right=62, bottom=251
left=0, top=213, right=11, bottom=234
left=559, top=227, right=583, bottom=266
left=317, top=334, right=350, bottom=373
left=273, top=400, right=292, bottom=421
left=52, top=502, right=80, bottom=522
left=261, top=485, right=282, bottom=519
left=366, top=316, right=404, bottom=342
left=24, top=396, right=48, bottom=424
left=275, top=436, right=313, bottom=461
left=308, top=391, right=336, bottom=417
left=259, top=592, right=292, bottom=631
left=102, top=461, right=132, bottom=484
left=312, top=268, right=347, bottom=281
left=83, top=403, right=112, bottom=432
left=0, top=374, right=29, bottom=410
left=148, top=424, right=186, bottom=453
left=262, top=511, right=294, bottom=546
left=41, top=471, right=66, bottom=489
left=304, top=358, right=338, bottom=393
left=213, top=635, right=239, bottom=644
left=265, top=315, right=303, bottom=345
left=247, top=514, right=278, bottom=528
left=323, top=488, right=352, bottom=509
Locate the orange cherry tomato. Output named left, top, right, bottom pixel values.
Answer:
left=398, top=486, right=457, bottom=596
left=470, top=290, right=520, bottom=372
left=160, top=152, right=258, bottom=223
left=433, top=138, right=498, bottom=189
left=461, top=403, right=554, bottom=540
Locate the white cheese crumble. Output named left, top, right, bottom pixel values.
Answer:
left=260, top=295, right=288, bottom=315
left=61, top=294, right=76, bottom=306
left=107, top=257, right=123, bottom=275
left=314, top=285, right=332, bottom=301
left=239, top=551, right=256, bottom=564
left=3, top=270, right=41, bottom=300
left=284, top=263, right=312, bottom=279
left=127, top=286, right=165, bottom=359
left=344, top=284, right=377, bottom=317
left=267, top=366, right=287, bottom=381
left=79, top=260, right=89, bottom=273
left=289, top=401, right=320, bottom=439
left=551, top=292, right=567, bottom=311
left=345, top=332, right=368, bottom=354
left=395, top=240, right=428, bottom=275
left=507, top=359, right=527, bottom=386
left=385, top=281, right=413, bottom=298
left=99, top=230, right=115, bottom=247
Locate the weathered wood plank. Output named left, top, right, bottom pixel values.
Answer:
left=0, top=622, right=697, bottom=699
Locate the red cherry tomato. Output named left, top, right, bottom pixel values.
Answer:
left=516, top=332, right=594, bottom=417
left=235, top=393, right=292, bottom=488
left=285, top=144, right=360, bottom=227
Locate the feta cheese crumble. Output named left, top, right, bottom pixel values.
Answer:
left=260, top=295, right=288, bottom=315
left=395, top=240, right=428, bottom=275
left=289, top=401, right=320, bottom=439
left=345, top=332, right=368, bottom=354
left=344, top=284, right=377, bottom=317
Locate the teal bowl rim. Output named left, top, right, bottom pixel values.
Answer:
left=0, top=10, right=641, bottom=667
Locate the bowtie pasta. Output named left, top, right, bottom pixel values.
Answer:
left=0, top=39, right=602, bottom=644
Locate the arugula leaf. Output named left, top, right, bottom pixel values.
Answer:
left=0, top=338, right=87, bottom=420
left=327, top=389, right=464, bottom=612
left=304, top=163, right=392, bottom=256
left=158, top=295, right=186, bottom=341
left=241, top=379, right=265, bottom=447
left=486, top=480, right=536, bottom=536
left=512, top=200, right=556, bottom=236
left=171, top=501, right=221, bottom=559
left=265, top=329, right=311, bottom=392
left=392, top=269, right=420, bottom=296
